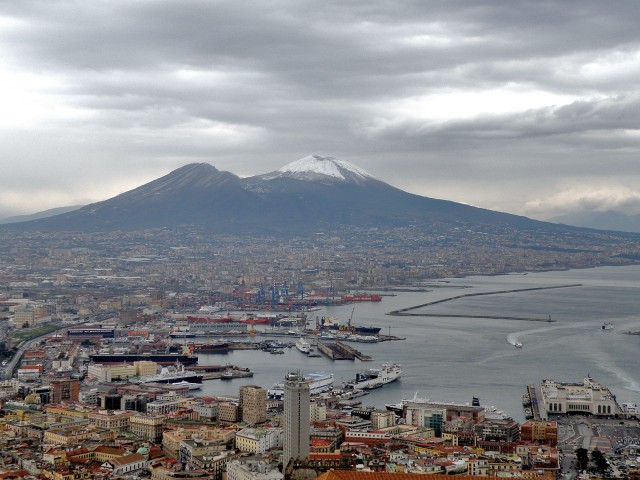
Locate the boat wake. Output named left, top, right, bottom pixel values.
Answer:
left=506, top=333, right=522, bottom=348
left=587, top=345, right=640, bottom=393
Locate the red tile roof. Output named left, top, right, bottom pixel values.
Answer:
left=316, top=471, right=492, bottom=480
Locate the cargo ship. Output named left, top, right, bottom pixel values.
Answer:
left=319, top=321, right=381, bottom=335
left=318, top=309, right=381, bottom=335
left=190, top=342, right=230, bottom=354
left=90, top=353, right=198, bottom=366
left=187, top=316, right=236, bottom=323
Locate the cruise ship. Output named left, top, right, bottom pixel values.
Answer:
left=137, top=363, right=204, bottom=385
left=346, top=363, right=402, bottom=390
left=295, top=337, right=311, bottom=354
left=268, top=372, right=334, bottom=399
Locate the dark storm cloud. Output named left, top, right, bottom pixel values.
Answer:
left=1, top=0, right=640, bottom=218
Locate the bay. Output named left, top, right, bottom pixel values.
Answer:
left=196, top=265, right=640, bottom=421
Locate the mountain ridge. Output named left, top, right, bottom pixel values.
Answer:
left=550, top=210, right=640, bottom=234
left=0, top=155, right=615, bottom=235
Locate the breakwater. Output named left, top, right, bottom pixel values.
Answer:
left=387, top=284, right=582, bottom=321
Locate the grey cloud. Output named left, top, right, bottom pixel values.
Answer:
left=1, top=0, right=640, bottom=219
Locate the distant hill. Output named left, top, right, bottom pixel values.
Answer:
left=0, top=154, right=628, bottom=242
left=0, top=205, right=83, bottom=225
left=550, top=210, right=640, bottom=233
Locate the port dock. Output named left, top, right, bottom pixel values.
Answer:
left=317, top=341, right=373, bottom=361
left=190, top=364, right=253, bottom=380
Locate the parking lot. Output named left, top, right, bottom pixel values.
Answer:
left=556, top=414, right=640, bottom=478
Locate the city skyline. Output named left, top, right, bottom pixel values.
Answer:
left=1, top=2, right=640, bottom=220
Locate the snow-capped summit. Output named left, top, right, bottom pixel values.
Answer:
left=263, top=154, right=375, bottom=183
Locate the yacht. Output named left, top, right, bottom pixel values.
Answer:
left=295, top=337, right=311, bottom=354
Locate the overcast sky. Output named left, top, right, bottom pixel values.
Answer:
left=1, top=1, right=640, bottom=220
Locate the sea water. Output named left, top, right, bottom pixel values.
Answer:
left=196, top=265, right=640, bottom=420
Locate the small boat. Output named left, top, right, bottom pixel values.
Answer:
left=602, top=322, right=613, bottom=330
left=514, top=341, right=523, bottom=348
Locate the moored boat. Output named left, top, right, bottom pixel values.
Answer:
left=346, top=363, right=402, bottom=390
left=137, top=363, right=204, bottom=385
left=268, top=372, right=334, bottom=399
left=171, top=380, right=202, bottom=390
left=295, top=337, right=311, bottom=354
left=190, top=342, right=230, bottom=354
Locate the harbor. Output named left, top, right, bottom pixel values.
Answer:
left=188, top=267, right=640, bottom=420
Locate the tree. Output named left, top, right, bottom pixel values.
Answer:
left=576, top=448, right=589, bottom=472
left=591, top=450, right=608, bottom=475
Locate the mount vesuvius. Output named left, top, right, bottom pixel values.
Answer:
left=0, top=155, right=619, bottom=235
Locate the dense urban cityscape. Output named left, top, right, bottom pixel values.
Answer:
left=4, top=0, right=640, bottom=479
left=1, top=226, right=639, bottom=480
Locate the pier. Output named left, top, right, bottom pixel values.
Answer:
left=527, top=384, right=548, bottom=421
left=337, top=341, right=373, bottom=361
left=316, top=341, right=371, bottom=361
left=190, top=364, right=253, bottom=379
left=388, top=284, right=582, bottom=321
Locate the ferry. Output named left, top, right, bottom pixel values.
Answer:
left=346, top=363, right=402, bottom=390
left=267, top=372, right=334, bottom=399
left=295, top=337, right=311, bottom=354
